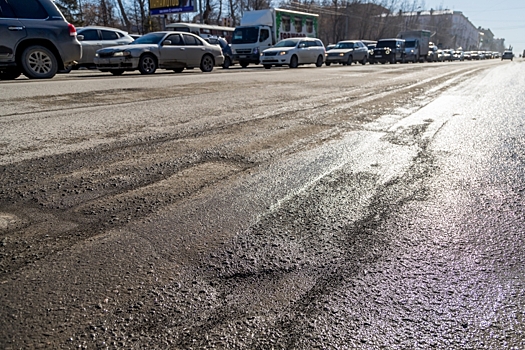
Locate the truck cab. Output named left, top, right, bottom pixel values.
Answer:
left=231, top=25, right=273, bottom=67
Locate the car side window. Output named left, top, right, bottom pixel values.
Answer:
left=182, top=34, right=201, bottom=46
left=101, top=30, right=119, bottom=40
left=0, top=0, right=16, bottom=18
left=79, top=29, right=99, bottom=41
left=166, top=34, right=182, bottom=45
left=7, top=0, right=48, bottom=19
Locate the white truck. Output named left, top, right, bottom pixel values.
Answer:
left=397, top=30, right=432, bottom=62
left=231, top=8, right=319, bottom=68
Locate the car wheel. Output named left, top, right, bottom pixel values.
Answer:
left=289, top=55, right=298, bottom=68
left=264, top=64, right=272, bottom=69
left=200, top=54, right=214, bottom=72
left=315, top=55, right=323, bottom=67
left=222, top=57, right=231, bottom=69
left=361, top=56, right=367, bottom=65
left=110, top=70, right=124, bottom=76
left=346, top=55, right=353, bottom=66
left=21, top=45, right=58, bottom=79
left=325, top=62, right=331, bottom=66
left=138, top=54, right=157, bottom=74
left=173, top=68, right=184, bottom=73
left=0, top=69, right=21, bottom=80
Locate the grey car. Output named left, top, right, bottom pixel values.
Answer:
left=74, top=26, right=134, bottom=69
left=0, top=0, right=82, bottom=79
left=325, top=40, right=368, bottom=66
left=94, top=31, right=224, bottom=75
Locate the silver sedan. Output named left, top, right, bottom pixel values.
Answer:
left=93, top=31, right=224, bottom=75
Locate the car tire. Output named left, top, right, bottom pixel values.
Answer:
left=222, top=57, right=231, bottom=69
left=200, top=54, right=214, bottom=72
left=315, top=55, right=323, bottom=67
left=325, top=62, right=331, bottom=66
left=346, top=56, right=353, bottom=66
left=0, top=69, right=21, bottom=80
left=289, top=55, right=298, bottom=68
left=21, top=45, right=58, bottom=79
left=173, top=68, right=184, bottom=73
left=264, top=64, right=272, bottom=69
left=361, top=56, right=367, bottom=65
left=138, top=54, right=157, bottom=74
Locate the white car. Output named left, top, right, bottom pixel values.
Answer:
left=260, top=37, right=325, bottom=69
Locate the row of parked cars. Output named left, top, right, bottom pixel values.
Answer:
left=0, top=0, right=516, bottom=80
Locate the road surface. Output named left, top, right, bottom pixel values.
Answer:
left=1, top=60, right=525, bottom=348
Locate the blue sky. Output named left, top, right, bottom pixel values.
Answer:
left=439, top=0, right=525, bottom=53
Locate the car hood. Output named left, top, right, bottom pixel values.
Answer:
left=97, top=44, right=158, bottom=53
left=263, top=47, right=296, bottom=53
left=328, top=48, right=353, bottom=53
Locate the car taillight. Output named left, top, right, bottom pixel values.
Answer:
left=68, top=23, right=77, bottom=37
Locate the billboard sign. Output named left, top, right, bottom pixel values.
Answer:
left=149, top=0, right=195, bottom=15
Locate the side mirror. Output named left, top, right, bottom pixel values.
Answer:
left=162, top=40, right=172, bottom=46
left=77, top=35, right=84, bottom=41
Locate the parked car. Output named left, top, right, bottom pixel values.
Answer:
left=427, top=43, right=438, bottom=62
left=324, top=40, right=368, bottom=66
left=366, top=43, right=377, bottom=63
left=93, top=31, right=224, bottom=75
left=451, top=50, right=464, bottom=61
left=260, top=37, right=325, bottom=69
left=436, top=50, right=445, bottom=62
left=326, top=44, right=336, bottom=51
left=70, top=26, right=134, bottom=70
left=0, top=0, right=82, bottom=80
left=205, top=36, right=234, bottom=69
left=372, top=38, right=405, bottom=64
left=403, top=39, right=420, bottom=63
left=501, top=50, right=514, bottom=61
left=442, top=49, right=453, bottom=61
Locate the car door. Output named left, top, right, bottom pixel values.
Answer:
left=355, top=42, right=366, bottom=61
left=77, top=29, right=101, bottom=65
left=182, top=34, right=206, bottom=67
left=158, top=33, right=186, bottom=68
left=296, top=40, right=310, bottom=63
left=0, top=1, right=26, bottom=64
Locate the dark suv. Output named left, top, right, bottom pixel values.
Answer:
left=0, top=0, right=82, bottom=80
left=372, top=38, right=406, bottom=64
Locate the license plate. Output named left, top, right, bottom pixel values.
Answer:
left=239, top=55, right=247, bottom=58
left=375, top=55, right=382, bottom=58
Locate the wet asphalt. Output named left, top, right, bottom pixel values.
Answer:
left=1, top=61, right=525, bottom=349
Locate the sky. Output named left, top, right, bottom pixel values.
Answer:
left=439, top=0, right=525, bottom=53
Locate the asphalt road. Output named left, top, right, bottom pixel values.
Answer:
left=1, top=59, right=524, bottom=349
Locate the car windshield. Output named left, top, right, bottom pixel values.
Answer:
left=274, top=40, right=299, bottom=48
left=232, top=27, right=259, bottom=44
left=335, top=42, right=354, bottom=49
left=131, top=33, right=165, bottom=45
left=405, top=40, right=416, bottom=48
left=377, top=41, right=396, bottom=48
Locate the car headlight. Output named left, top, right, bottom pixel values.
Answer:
left=385, top=48, right=391, bottom=54
left=339, top=53, right=345, bottom=57
left=113, top=50, right=131, bottom=57
left=279, top=51, right=288, bottom=56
